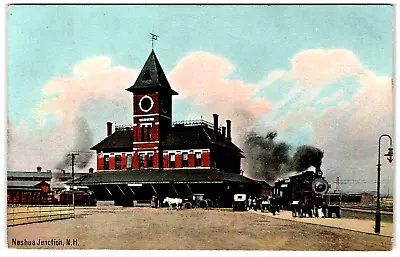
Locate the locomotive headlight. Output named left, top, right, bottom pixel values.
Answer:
left=312, top=178, right=329, bottom=194
left=315, top=182, right=326, bottom=192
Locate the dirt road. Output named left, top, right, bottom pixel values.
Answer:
left=7, top=207, right=392, bottom=250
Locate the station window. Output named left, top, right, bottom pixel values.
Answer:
left=141, top=126, right=145, bottom=141
left=104, top=155, right=109, bottom=170
left=147, top=125, right=151, bottom=141
left=169, top=153, right=175, bottom=168
left=148, top=153, right=154, bottom=168
left=182, top=152, right=188, bottom=167
left=195, top=152, right=201, bottom=167
left=126, top=154, right=132, bottom=169
left=115, top=155, right=121, bottom=170
left=139, top=153, right=145, bottom=169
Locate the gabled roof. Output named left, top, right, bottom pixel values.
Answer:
left=7, top=171, right=85, bottom=179
left=7, top=180, right=49, bottom=188
left=72, top=169, right=259, bottom=186
left=126, top=50, right=178, bottom=95
left=7, top=172, right=53, bottom=178
left=90, top=130, right=133, bottom=151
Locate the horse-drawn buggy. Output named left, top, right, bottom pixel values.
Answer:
left=163, top=193, right=215, bottom=209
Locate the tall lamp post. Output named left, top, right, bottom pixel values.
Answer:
left=375, top=134, right=393, bottom=233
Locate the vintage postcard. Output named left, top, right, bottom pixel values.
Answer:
left=6, top=4, right=394, bottom=251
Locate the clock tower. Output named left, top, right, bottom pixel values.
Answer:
left=126, top=49, right=178, bottom=169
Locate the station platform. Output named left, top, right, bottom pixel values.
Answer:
left=250, top=210, right=393, bottom=237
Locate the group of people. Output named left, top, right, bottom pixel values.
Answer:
left=247, top=195, right=281, bottom=215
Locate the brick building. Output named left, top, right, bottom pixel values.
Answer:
left=76, top=49, right=261, bottom=207
left=91, top=50, right=243, bottom=173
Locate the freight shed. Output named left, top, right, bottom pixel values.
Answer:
left=72, top=169, right=262, bottom=207
left=7, top=180, right=50, bottom=204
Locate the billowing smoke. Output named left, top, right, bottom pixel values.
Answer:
left=56, top=117, right=93, bottom=169
left=243, top=131, right=292, bottom=181
left=244, top=130, right=324, bottom=182
left=292, top=145, right=324, bottom=173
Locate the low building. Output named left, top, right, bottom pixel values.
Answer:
left=7, top=181, right=50, bottom=204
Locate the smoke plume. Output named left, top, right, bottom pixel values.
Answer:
left=292, top=145, right=324, bottom=173
left=244, top=130, right=324, bottom=182
left=243, top=131, right=292, bottom=181
left=56, top=117, right=93, bottom=169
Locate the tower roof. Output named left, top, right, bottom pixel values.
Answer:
left=126, top=50, right=178, bottom=95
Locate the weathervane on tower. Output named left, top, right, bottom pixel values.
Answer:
left=150, top=32, right=159, bottom=50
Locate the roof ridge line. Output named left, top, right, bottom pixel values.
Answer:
left=201, top=126, right=213, bottom=142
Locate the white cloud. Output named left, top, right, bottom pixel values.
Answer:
left=317, top=90, right=345, bottom=105
left=169, top=51, right=272, bottom=142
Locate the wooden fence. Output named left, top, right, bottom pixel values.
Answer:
left=7, top=205, right=74, bottom=227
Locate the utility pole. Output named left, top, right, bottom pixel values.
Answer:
left=67, top=153, right=79, bottom=209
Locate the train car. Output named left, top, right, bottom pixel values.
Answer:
left=274, top=170, right=340, bottom=218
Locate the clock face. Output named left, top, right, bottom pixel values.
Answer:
left=161, top=99, right=169, bottom=113
left=139, top=96, right=154, bottom=112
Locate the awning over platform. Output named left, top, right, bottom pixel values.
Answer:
left=72, top=169, right=260, bottom=186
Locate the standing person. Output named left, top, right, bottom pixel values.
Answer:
left=267, top=195, right=272, bottom=212
left=253, top=197, right=257, bottom=211
left=276, top=195, right=281, bottom=213
left=264, top=196, right=270, bottom=212
left=247, top=196, right=252, bottom=211
left=270, top=195, right=277, bottom=215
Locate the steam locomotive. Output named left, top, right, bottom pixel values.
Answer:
left=274, top=169, right=341, bottom=218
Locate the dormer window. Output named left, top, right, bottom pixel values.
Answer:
left=182, top=152, right=188, bottom=167
left=195, top=152, right=202, bottom=167
left=104, top=155, right=109, bottom=170
left=169, top=153, right=175, bottom=168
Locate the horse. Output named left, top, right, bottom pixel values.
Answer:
left=163, top=197, right=183, bottom=210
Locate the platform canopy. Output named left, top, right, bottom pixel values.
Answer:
left=72, top=169, right=260, bottom=186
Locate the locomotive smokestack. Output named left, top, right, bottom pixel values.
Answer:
left=107, top=122, right=112, bottom=137
left=213, top=114, right=219, bottom=140
left=226, top=120, right=232, bottom=142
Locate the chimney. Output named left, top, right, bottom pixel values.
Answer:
left=107, top=122, right=112, bottom=137
left=213, top=114, right=219, bottom=140
left=222, top=126, right=226, bottom=139
left=36, top=166, right=42, bottom=172
left=226, top=120, right=232, bottom=142
left=61, top=169, right=66, bottom=174
left=89, top=168, right=94, bottom=174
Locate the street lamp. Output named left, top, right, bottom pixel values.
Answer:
left=375, top=134, right=393, bottom=233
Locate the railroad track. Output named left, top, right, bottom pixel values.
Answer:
left=341, top=204, right=393, bottom=213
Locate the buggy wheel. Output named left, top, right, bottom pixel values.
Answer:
left=199, top=200, right=208, bottom=208
left=184, top=202, right=192, bottom=209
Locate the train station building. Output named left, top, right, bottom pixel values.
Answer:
left=74, top=49, right=264, bottom=207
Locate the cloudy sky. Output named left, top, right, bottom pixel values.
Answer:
left=7, top=5, right=393, bottom=193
